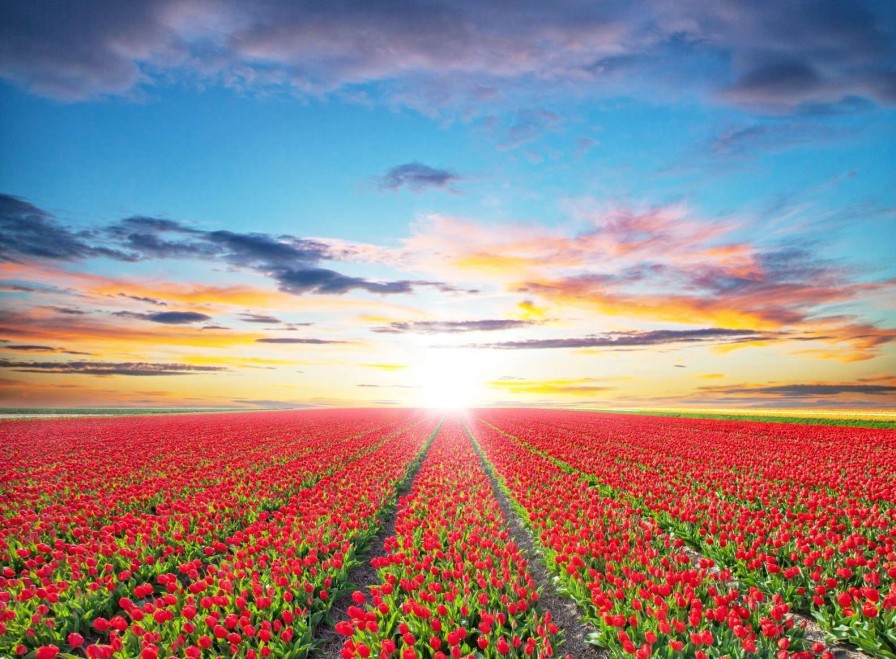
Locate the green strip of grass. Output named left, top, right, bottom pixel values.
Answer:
left=588, top=409, right=896, bottom=429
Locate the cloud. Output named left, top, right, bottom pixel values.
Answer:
left=374, top=319, right=536, bottom=334
left=239, top=313, right=282, bottom=324
left=399, top=206, right=895, bottom=360
left=46, top=305, right=87, bottom=315
left=0, top=283, right=41, bottom=292
left=146, top=311, right=211, bottom=324
left=470, top=328, right=763, bottom=350
left=379, top=163, right=462, bottom=192
left=741, top=384, right=896, bottom=396
left=707, top=122, right=855, bottom=158
left=698, top=382, right=896, bottom=400
left=2, top=195, right=458, bottom=297
left=0, top=308, right=263, bottom=351
left=0, top=359, right=227, bottom=376
left=275, top=267, right=411, bottom=295
left=255, top=337, right=346, bottom=344
left=113, top=310, right=212, bottom=324
left=107, top=216, right=468, bottom=296
left=0, top=193, right=133, bottom=263
left=1, top=2, right=893, bottom=113
left=117, top=293, right=167, bottom=306
left=2, top=344, right=91, bottom=355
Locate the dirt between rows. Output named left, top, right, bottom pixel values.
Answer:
left=467, top=427, right=609, bottom=659
left=483, top=417, right=874, bottom=659
left=312, top=426, right=437, bottom=657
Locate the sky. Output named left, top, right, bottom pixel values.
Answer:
left=1, top=0, right=895, bottom=410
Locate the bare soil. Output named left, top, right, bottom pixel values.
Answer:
left=468, top=426, right=608, bottom=659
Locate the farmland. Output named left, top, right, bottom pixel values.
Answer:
left=1, top=410, right=894, bottom=658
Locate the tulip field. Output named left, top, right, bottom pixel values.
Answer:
left=1, top=410, right=894, bottom=658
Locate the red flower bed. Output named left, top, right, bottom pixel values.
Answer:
left=0, top=410, right=434, bottom=657
left=470, top=416, right=833, bottom=659
left=476, top=410, right=896, bottom=657
left=339, top=420, right=562, bottom=659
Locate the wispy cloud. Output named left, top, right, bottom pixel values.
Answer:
left=239, top=313, right=282, bottom=324
left=2, top=344, right=91, bottom=355
left=704, top=383, right=896, bottom=397
left=0, top=359, right=227, bottom=376
left=400, top=207, right=896, bottom=360
left=374, top=319, right=536, bottom=334
left=113, top=310, right=212, bottom=325
left=378, top=163, right=462, bottom=192
left=255, top=337, right=346, bottom=345
left=469, top=328, right=763, bottom=350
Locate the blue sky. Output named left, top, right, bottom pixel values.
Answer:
left=1, top=1, right=894, bottom=408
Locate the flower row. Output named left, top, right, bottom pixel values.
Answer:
left=469, top=417, right=830, bottom=659
left=339, top=419, right=563, bottom=659
left=475, top=410, right=896, bottom=657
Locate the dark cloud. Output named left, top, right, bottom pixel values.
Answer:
left=728, top=58, right=822, bottom=102
left=379, top=163, right=462, bottom=192
left=111, top=217, right=415, bottom=295
left=0, top=193, right=133, bottom=263
left=106, top=216, right=331, bottom=266
left=239, top=313, right=282, bottom=324
left=0, top=283, right=40, bottom=292
left=1, top=195, right=456, bottom=297
left=2, top=344, right=91, bottom=355
left=375, top=319, right=536, bottom=334
left=275, top=267, right=414, bottom=295
left=46, top=306, right=87, bottom=315
left=1, top=1, right=893, bottom=113
left=113, top=310, right=211, bottom=324
left=470, top=328, right=762, bottom=349
left=700, top=383, right=896, bottom=398
left=118, top=293, right=168, bottom=306
left=0, top=359, right=227, bottom=376
left=148, top=311, right=211, bottom=324
left=255, top=337, right=346, bottom=344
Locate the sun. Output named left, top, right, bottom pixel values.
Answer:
left=413, top=348, right=486, bottom=409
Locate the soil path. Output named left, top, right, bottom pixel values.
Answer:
left=466, top=423, right=608, bottom=659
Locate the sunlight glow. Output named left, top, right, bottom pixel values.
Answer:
left=413, top=348, right=486, bottom=409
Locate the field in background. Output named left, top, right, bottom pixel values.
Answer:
left=590, top=407, right=896, bottom=429
left=4, top=406, right=895, bottom=428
